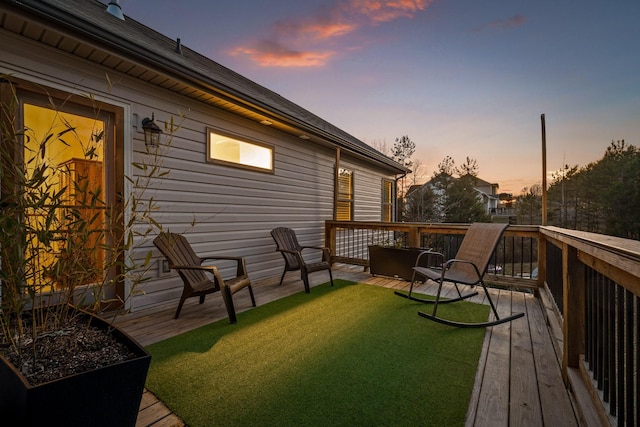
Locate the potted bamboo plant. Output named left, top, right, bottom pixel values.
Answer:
left=0, top=82, right=169, bottom=426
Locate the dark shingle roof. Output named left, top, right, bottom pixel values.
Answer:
left=5, top=0, right=407, bottom=174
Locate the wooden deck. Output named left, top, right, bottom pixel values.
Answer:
left=118, top=265, right=579, bottom=427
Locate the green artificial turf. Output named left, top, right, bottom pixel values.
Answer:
left=146, top=280, right=490, bottom=427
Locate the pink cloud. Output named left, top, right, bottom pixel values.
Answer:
left=231, top=41, right=334, bottom=68
left=231, top=0, right=435, bottom=68
left=346, top=0, right=434, bottom=24
left=273, top=18, right=356, bottom=41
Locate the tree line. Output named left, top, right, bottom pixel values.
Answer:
left=403, top=155, right=490, bottom=223
left=518, top=139, right=640, bottom=240
left=382, top=136, right=639, bottom=240
left=385, top=135, right=490, bottom=223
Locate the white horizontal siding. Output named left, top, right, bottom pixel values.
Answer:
left=2, top=31, right=398, bottom=312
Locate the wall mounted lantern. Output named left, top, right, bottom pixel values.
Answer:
left=142, top=114, right=163, bottom=147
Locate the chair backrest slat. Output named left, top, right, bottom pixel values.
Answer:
left=449, top=223, right=508, bottom=280
left=271, top=227, right=302, bottom=269
left=154, top=232, right=209, bottom=287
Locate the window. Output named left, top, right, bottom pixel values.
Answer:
left=382, top=179, right=394, bottom=222
left=207, top=128, right=273, bottom=172
left=336, top=168, right=353, bottom=221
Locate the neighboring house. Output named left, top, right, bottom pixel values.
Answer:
left=473, top=177, right=500, bottom=214
left=0, top=0, right=407, bottom=311
left=410, top=176, right=500, bottom=219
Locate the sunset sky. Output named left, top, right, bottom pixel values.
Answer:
left=116, top=0, right=640, bottom=194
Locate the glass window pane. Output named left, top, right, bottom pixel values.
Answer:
left=382, top=180, right=393, bottom=221
left=336, top=201, right=351, bottom=221
left=23, top=103, right=106, bottom=290
left=208, top=130, right=273, bottom=171
left=338, top=168, right=353, bottom=198
left=336, top=168, right=353, bottom=221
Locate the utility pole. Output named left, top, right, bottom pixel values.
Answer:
left=541, top=114, right=547, bottom=226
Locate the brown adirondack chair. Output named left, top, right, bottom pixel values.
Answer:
left=396, top=222, right=524, bottom=327
left=270, top=227, right=333, bottom=293
left=153, top=232, right=256, bottom=323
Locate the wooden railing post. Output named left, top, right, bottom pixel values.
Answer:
left=562, top=243, right=585, bottom=382
left=407, top=225, right=420, bottom=248
left=325, top=221, right=335, bottom=262
left=537, top=232, right=546, bottom=296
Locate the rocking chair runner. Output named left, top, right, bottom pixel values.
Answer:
left=395, top=223, right=524, bottom=328
left=270, top=227, right=334, bottom=293
left=153, top=232, right=256, bottom=323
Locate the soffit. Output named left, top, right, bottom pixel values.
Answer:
left=0, top=1, right=408, bottom=174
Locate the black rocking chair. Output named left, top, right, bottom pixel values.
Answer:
left=395, top=223, right=524, bottom=328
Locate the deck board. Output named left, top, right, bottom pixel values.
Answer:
left=470, top=290, right=512, bottom=427
left=509, top=291, right=543, bottom=426
left=527, top=293, right=579, bottom=426
left=121, top=265, right=579, bottom=427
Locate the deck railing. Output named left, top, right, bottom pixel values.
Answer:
left=539, top=226, right=640, bottom=426
left=325, top=221, right=640, bottom=426
left=325, top=221, right=541, bottom=291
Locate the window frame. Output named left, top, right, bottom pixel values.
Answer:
left=335, top=167, right=354, bottom=221
left=381, top=178, right=394, bottom=222
left=206, top=127, right=274, bottom=174
left=0, top=79, right=123, bottom=301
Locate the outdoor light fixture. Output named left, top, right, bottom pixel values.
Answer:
left=142, top=114, right=163, bottom=147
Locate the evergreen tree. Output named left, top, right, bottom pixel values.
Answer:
left=546, top=140, right=640, bottom=239
left=515, top=185, right=542, bottom=225
left=599, top=140, right=640, bottom=238
left=391, top=134, right=416, bottom=172
left=391, top=135, right=416, bottom=221
left=419, top=156, right=488, bottom=223
left=429, top=156, right=456, bottom=222
left=404, top=185, right=437, bottom=222
left=444, top=173, right=490, bottom=223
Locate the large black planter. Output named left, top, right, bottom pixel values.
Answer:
left=368, top=246, right=431, bottom=281
left=0, top=314, right=151, bottom=427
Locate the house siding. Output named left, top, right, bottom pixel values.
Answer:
left=1, top=26, right=397, bottom=311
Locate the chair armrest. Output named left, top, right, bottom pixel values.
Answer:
left=170, top=264, right=237, bottom=287
left=413, top=249, right=443, bottom=267
left=443, top=258, right=483, bottom=280
left=200, top=255, right=244, bottom=261
left=169, top=264, right=219, bottom=273
left=274, top=247, right=309, bottom=268
left=300, top=245, right=331, bottom=262
left=300, top=245, right=329, bottom=251
left=199, top=255, right=248, bottom=277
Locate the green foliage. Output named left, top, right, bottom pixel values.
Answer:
left=412, top=156, right=489, bottom=223
left=515, top=184, right=542, bottom=225
left=391, top=134, right=415, bottom=169
left=0, top=81, right=172, bottom=365
left=547, top=139, right=640, bottom=239
left=444, top=173, right=490, bottom=223
left=404, top=185, right=438, bottom=222
left=392, top=134, right=416, bottom=221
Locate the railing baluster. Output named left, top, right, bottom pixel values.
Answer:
left=596, top=272, right=604, bottom=389
left=635, top=294, right=639, bottom=426
left=608, top=278, right=616, bottom=415
left=616, top=284, right=623, bottom=424
left=585, top=269, right=593, bottom=370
